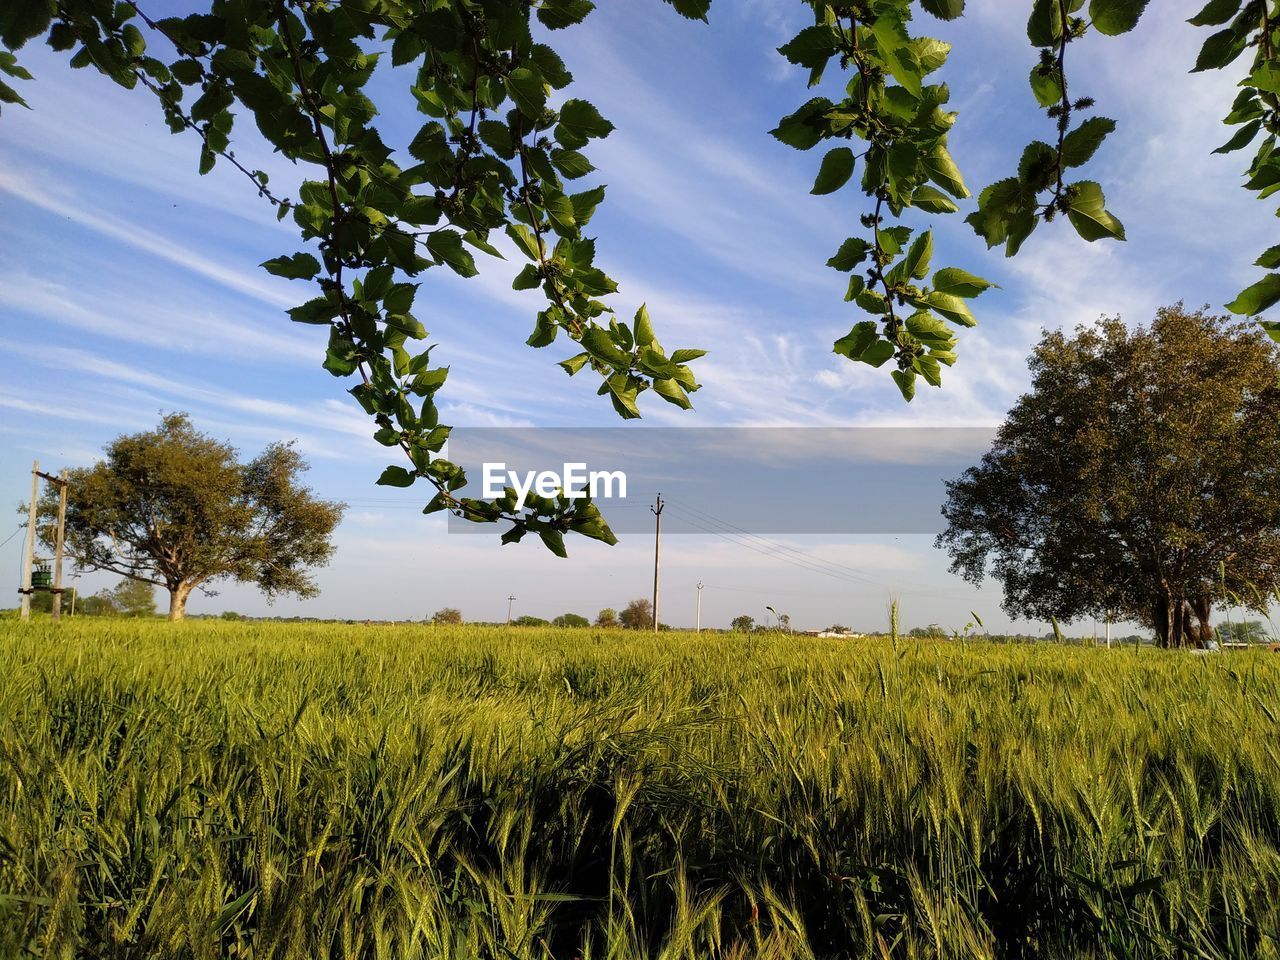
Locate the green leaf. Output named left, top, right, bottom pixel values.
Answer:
left=633, top=304, right=655, bottom=347
left=506, top=223, right=543, bottom=261
left=920, top=0, right=965, bottom=19
left=1255, top=245, right=1280, bottom=269
left=582, top=326, right=630, bottom=367
left=911, top=184, right=958, bottom=214
left=539, top=528, right=568, bottom=557
left=478, top=119, right=514, bottom=157
left=770, top=98, right=832, bottom=151
left=778, top=25, right=838, bottom=69
left=537, top=0, right=596, bottom=29
left=924, top=143, right=969, bottom=198
left=1061, top=117, right=1116, bottom=166
left=1225, top=273, right=1280, bottom=315
left=569, top=185, right=606, bottom=225
left=261, top=253, right=321, bottom=281
left=1214, top=119, right=1260, bottom=154
left=1089, top=0, right=1150, bottom=35
left=1193, top=28, right=1249, bottom=72
left=1029, top=64, right=1063, bottom=107
left=377, top=465, right=416, bottom=488
left=504, top=67, right=546, bottom=118
left=670, top=348, right=707, bottom=363
left=812, top=146, right=855, bottom=195
left=891, top=368, right=916, bottom=401
left=559, top=352, right=590, bottom=375
left=543, top=188, right=577, bottom=237
left=931, top=267, right=994, bottom=298
left=512, top=264, right=542, bottom=290
left=661, top=0, right=711, bottom=20
left=551, top=148, right=594, bottom=179
left=1065, top=181, right=1126, bottom=242
left=558, top=99, right=614, bottom=138
left=1027, top=0, right=1061, bottom=46
left=901, top=230, right=934, bottom=281
left=427, top=230, right=479, bottom=277
left=652, top=377, right=692, bottom=409
left=827, top=237, right=871, bottom=271
left=0, top=0, right=54, bottom=50
left=1187, top=0, right=1241, bottom=25
left=1261, top=320, right=1280, bottom=344
left=922, top=291, right=977, bottom=327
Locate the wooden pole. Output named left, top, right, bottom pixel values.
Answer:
left=696, top=580, right=703, bottom=634
left=51, top=470, right=68, bottom=621
left=19, top=461, right=38, bottom=621
left=650, top=494, right=663, bottom=632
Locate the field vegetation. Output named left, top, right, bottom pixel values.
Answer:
left=2, top=621, right=1279, bottom=958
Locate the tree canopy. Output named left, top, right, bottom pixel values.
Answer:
left=937, top=305, right=1280, bottom=647
left=40, top=413, right=345, bottom=620
left=6, top=0, right=1280, bottom=553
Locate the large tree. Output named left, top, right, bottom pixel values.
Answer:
left=39, top=414, right=345, bottom=620
left=937, top=305, right=1280, bottom=648
left=8, top=0, right=1280, bottom=553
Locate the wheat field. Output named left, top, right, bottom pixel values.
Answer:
left=1, top=620, right=1278, bottom=958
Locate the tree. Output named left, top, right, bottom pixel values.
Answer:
left=431, top=607, right=463, bottom=625
left=618, top=599, right=653, bottom=630
left=826, top=624, right=850, bottom=635
left=1218, top=621, right=1273, bottom=645
left=79, top=591, right=118, bottom=617
left=731, top=615, right=755, bottom=632
left=9, top=1, right=1280, bottom=556
left=512, top=615, right=549, bottom=627
left=40, top=414, right=345, bottom=621
left=594, top=608, right=619, bottom=628
left=552, top=613, right=589, bottom=628
left=937, top=306, right=1280, bottom=648
left=108, top=578, right=158, bottom=618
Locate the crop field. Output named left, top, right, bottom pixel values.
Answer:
left=2, top=622, right=1279, bottom=958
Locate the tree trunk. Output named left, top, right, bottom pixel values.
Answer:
left=167, top=582, right=194, bottom=621
left=1192, top=595, right=1213, bottom=648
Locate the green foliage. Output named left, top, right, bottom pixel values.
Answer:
left=512, top=614, right=549, bottom=626
left=0, top=0, right=706, bottom=556
left=618, top=598, right=653, bottom=629
left=551, top=612, right=590, bottom=627
left=38, top=414, right=344, bottom=621
left=108, top=577, right=157, bottom=618
left=774, top=5, right=993, bottom=399
left=4, top=620, right=1280, bottom=956
left=730, top=614, right=755, bottom=632
left=431, top=607, right=463, bottom=625
left=939, top=305, right=1280, bottom=648
left=594, top=607, right=618, bottom=628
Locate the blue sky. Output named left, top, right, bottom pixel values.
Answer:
left=0, top=1, right=1272, bottom=631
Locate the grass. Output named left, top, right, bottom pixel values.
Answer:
left=1, top=620, right=1279, bottom=958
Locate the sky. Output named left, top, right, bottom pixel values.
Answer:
left=0, top=0, right=1273, bottom=632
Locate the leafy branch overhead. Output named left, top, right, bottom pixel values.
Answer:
left=0, top=0, right=1272, bottom=546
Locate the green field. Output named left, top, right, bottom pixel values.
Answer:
left=2, top=622, right=1279, bottom=958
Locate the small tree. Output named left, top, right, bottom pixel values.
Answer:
left=731, top=615, right=755, bottom=632
left=552, top=613, right=590, bottom=628
left=432, top=607, right=463, bottom=625
left=594, top=608, right=619, bottom=628
left=40, top=414, right=345, bottom=621
left=110, top=578, right=157, bottom=618
left=826, top=624, right=850, bottom=635
left=513, top=615, right=549, bottom=627
left=79, top=591, right=118, bottom=616
left=619, top=599, right=653, bottom=629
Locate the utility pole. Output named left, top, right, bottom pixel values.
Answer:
left=19, top=461, right=38, bottom=621
left=70, top=574, right=81, bottom=616
left=650, top=493, right=663, bottom=632
left=1105, top=608, right=1112, bottom=649
left=51, top=470, right=68, bottom=621
left=695, top=581, right=703, bottom=634
left=506, top=594, right=517, bottom=625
